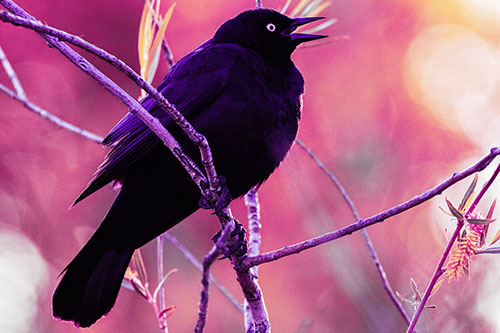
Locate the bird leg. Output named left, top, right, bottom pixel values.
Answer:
left=212, top=220, right=248, bottom=259
left=198, top=175, right=233, bottom=213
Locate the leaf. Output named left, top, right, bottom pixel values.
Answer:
left=145, top=3, right=176, bottom=83
left=290, top=0, right=310, bottom=17
left=446, top=198, right=464, bottom=220
left=410, top=278, right=421, bottom=302
left=467, top=218, right=495, bottom=225
left=138, top=0, right=153, bottom=71
left=302, top=18, right=337, bottom=34
left=486, top=199, right=497, bottom=220
left=158, top=305, right=176, bottom=320
left=395, top=291, right=406, bottom=302
left=301, top=0, right=323, bottom=17
left=478, top=246, right=500, bottom=254
left=131, top=278, right=149, bottom=300
left=430, top=278, right=444, bottom=297
left=489, top=231, right=500, bottom=248
left=280, top=0, right=292, bottom=14
left=308, top=1, right=331, bottom=17
left=459, top=174, right=478, bottom=211
left=153, top=268, right=178, bottom=302
left=132, top=249, right=148, bottom=283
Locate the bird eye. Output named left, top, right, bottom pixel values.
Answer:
left=266, top=23, right=276, bottom=32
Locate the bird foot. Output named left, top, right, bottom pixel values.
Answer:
left=212, top=220, right=248, bottom=259
left=198, top=176, right=232, bottom=214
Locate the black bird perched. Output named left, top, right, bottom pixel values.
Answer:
left=52, top=8, right=326, bottom=327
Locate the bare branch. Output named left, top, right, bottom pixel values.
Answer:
left=0, top=8, right=222, bottom=195
left=162, top=232, right=244, bottom=312
left=407, top=161, right=500, bottom=332
left=195, top=222, right=235, bottom=332
left=0, top=83, right=103, bottom=143
left=0, top=44, right=25, bottom=98
left=296, top=139, right=411, bottom=325
left=243, top=187, right=268, bottom=330
left=156, top=236, right=168, bottom=333
left=242, top=147, right=500, bottom=268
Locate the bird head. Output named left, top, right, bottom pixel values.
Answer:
left=213, top=9, right=327, bottom=62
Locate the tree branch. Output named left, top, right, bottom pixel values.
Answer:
left=242, top=147, right=500, bottom=269
left=0, top=83, right=104, bottom=143
left=162, top=232, right=244, bottom=312
left=0, top=8, right=222, bottom=195
left=407, top=161, right=500, bottom=332
left=296, top=139, right=411, bottom=325
left=243, top=187, right=269, bottom=331
left=195, top=222, right=235, bottom=332
left=0, top=44, right=25, bottom=98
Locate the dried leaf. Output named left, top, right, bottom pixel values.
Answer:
left=138, top=0, right=153, bottom=71
left=132, top=249, right=148, bottom=283
left=280, top=0, right=293, bottom=13
left=153, top=268, right=178, bottom=302
left=446, top=198, right=464, bottom=220
left=486, top=199, right=497, bottom=220
left=467, top=218, right=495, bottom=225
left=396, top=291, right=406, bottom=302
left=430, top=278, right=444, bottom=297
left=459, top=174, right=478, bottom=211
left=489, top=228, right=500, bottom=247
left=131, top=277, right=149, bottom=299
left=478, top=246, right=500, bottom=254
left=145, top=3, right=176, bottom=83
left=308, top=1, right=331, bottom=17
left=410, top=278, right=421, bottom=302
left=290, top=0, right=310, bottom=16
left=302, top=18, right=336, bottom=34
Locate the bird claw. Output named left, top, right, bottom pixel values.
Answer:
left=198, top=176, right=232, bottom=213
left=212, top=220, right=248, bottom=259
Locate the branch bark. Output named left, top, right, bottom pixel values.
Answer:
left=242, top=147, right=500, bottom=269
left=296, top=138, right=411, bottom=325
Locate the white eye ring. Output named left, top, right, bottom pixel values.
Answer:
left=266, top=23, right=276, bottom=32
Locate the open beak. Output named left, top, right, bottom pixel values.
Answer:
left=283, top=17, right=328, bottom=44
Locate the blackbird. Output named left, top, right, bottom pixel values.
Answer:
left=52, top=8, right=326, bottom=327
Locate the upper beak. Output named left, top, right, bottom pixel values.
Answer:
left=282, top=17, right=328, bottom=44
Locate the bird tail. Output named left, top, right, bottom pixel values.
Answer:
left=52, top=230, right=134, bottom=328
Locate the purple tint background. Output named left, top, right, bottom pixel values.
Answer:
left=0, top=0, right=495, bottom=332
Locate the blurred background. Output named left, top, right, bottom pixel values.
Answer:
left=0, top=0, right=499, bottom=332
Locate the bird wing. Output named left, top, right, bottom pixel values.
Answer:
left=73, top=42, right=242, bottom=205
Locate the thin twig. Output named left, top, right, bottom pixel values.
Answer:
left=256, top=0, right=263, bottom=9
left=156, top=235, right=168, bottom=333
left=0, top=83, right=103, bottom=143
left=162, top=232, right=244, bottom=312
left=0, top=4, right=256, bottom=328
left=0, top=44, right=25, bottom=98
left=0, top=41, right=243, bottom=318
left=242, top=147, right=500, bottom=269
left=0, top=8, right=222, bottom=195
left=195, top=222, right=235, bottom=332
left=407, top=161, right=500, bottom=332
left=295, top=139, right=411, bottom=325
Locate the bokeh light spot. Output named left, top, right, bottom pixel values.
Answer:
left=0, top=230, right=49, bottom=331
left=405, top=24, right=500, bottom=148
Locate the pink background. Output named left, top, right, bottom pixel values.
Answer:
left=0, top=0, right=499, bottom=332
